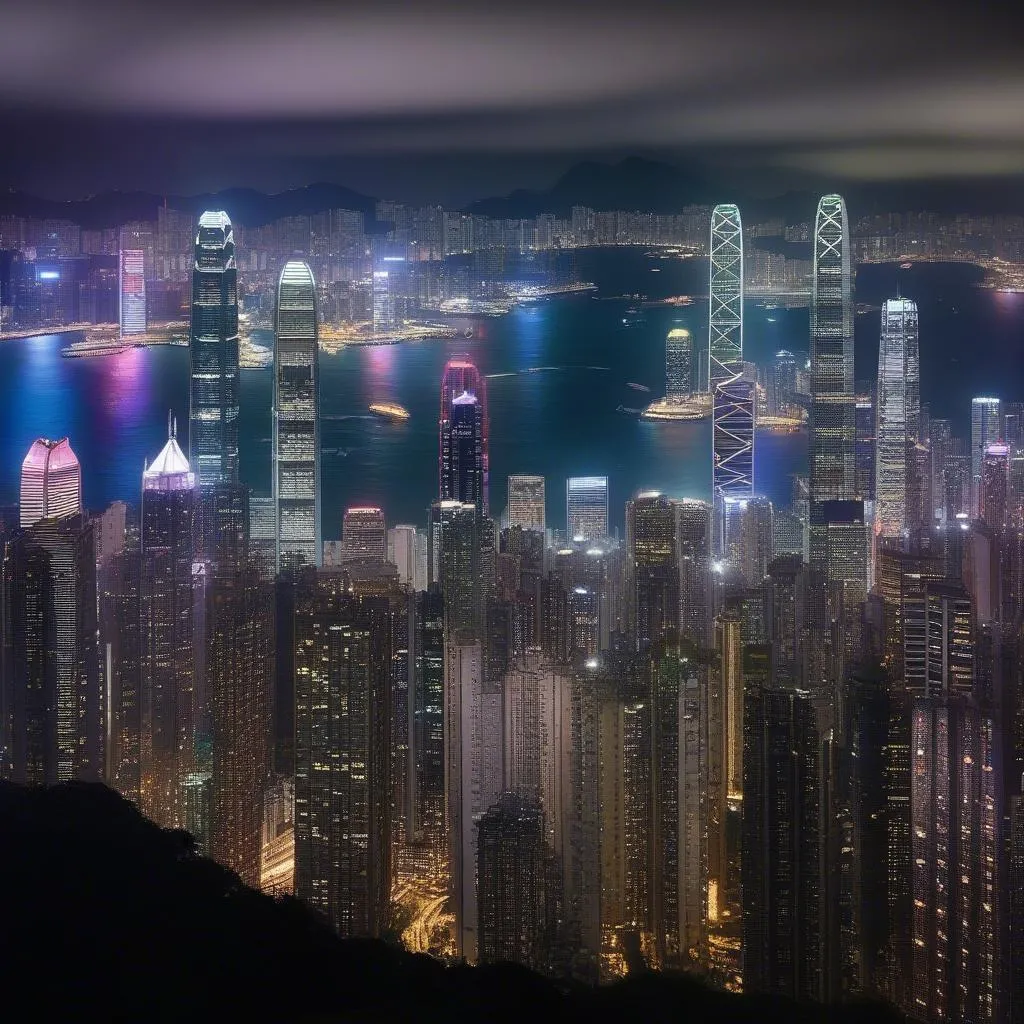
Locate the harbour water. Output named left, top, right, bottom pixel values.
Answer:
left=0, top=255, right=1018, bottom=535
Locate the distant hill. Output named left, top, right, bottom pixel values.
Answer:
left=0, top=181, right=379, bottom=230
left=464, top=157, right=720, bottom=218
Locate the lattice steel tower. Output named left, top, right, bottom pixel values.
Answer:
left=710, top=204, right=752, bottom=531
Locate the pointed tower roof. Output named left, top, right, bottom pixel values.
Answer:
left=143, top=415, right=195, bottom=491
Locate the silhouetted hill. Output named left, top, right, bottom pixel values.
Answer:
left=0, top=782, right=906, bottom=1023
left=464, top=157, right=719, bottom=218
left=0, top=182, right=379, bottom=230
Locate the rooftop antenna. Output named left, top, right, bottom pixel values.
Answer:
left=167, top=409, right=172, bottom=439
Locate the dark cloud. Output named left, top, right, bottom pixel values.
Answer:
left=2, top=0, right=1023, bottom=200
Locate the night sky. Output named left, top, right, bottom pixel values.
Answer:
left=2, top=0, right=1023, bottom=204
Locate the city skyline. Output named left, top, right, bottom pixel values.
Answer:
left=3, top=178, right=1024, bottom=1019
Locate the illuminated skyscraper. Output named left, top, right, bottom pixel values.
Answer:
left=293, top=581, right=392, bottom=937
left=507, top=475, right=545, bottom=532
left=709, top=204, right=753, bottom=511
left=970, top=396, right=1001, bottom=519
left=809, top=195, right=854, bottom=563
left=980, top=442, right=1009, bottom=530
left=665, top=328, right=693, bottom=401
left=625, top=492, right=679, bottom=650
left=566, top=476, right=609, bottom=541
left=441, top=392, right=485, bottom=513
left=118, top=248, right=146, bottom=337
left=477, top=792, right=555, bottom=970
left=188, top=211, right=239, bottom=487
left=274, top=261, right=320, bottom=573
left=19, top=437, right=81, bottom=528
left=875, top=299, right=920, bottom=538
left=439, top=359, right=489, bottom=515
left=139, top=424, right=197, bottom=830
left=676, top=498, right=713, bottom=646
left=340, top=506, right=387, bottom=562
left=5, top=512, right=100, bottom=785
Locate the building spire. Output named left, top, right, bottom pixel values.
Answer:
left=167, top=408, right=173, bottom=440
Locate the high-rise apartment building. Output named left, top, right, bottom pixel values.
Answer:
left=507, top=474, right=545, bottom=532
left=293, top=579, right=392, bottom=937
left=625, top=492, right=679, bottom=651
left=875, top=298, right=920, bottom=538
left=139, top=427, right=197, bottom=830
left=20, top=437, right=81, bottom=528
left=5, top=512, right=100, bottom=784
left=566, top=476, right=609, bottom=542
left=477, top=792, right=556, bottom=970
left=809, top=195, right=855, bottom=565
left=439, top=359, right=489, bottom=516
left=273, top=261, right=320, bottom=573
left=188, top=211, right=239, bottom=487
left=118, top=248, right=146, bottom=337
left=971, top=396, right=1001, bottom=518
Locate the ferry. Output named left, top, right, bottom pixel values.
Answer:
left=627, top=382, right=651, bottom=392
left=369, top=401, right=411, bottom=422
left=900, top=262, right=913, bottom=270
left=62, top=339, right=131, bottom=358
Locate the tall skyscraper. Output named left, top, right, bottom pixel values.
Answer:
left=665, top=327, right=693, bottom=401
left=625, top=492, right=679, bottom=651
left=980, top=442, right=1010, bottom=530
left=5, top=512, right=100, bottom=785
left=440, top=391, right=485, bottom=513
left=387, top=524, right=419, bottom=589
left=118, top=248, right=146, bottom=337
left=566, top=476, right=609, bottom=541
left=188, top=211, right=239, bottom=487
left=507, top=475, right=545, bottom=532
left=809, top=195, right=855, bottom=563
left=875, top=298, right=920, bottom=538
left=139, top=424, right=197, bottom=830
left=19, top=437, right=82, bottom=528
left=709, top=204, right=753, bottom=513
left=971, top=396, right=1001, bottom=518
left=293, top=580, right=392, bottom=937
left=340, top=506, right=387, bottom=562
left=439, top=359, right=489, bottom=516
left=273, top=261, right=320, bottom=573
left=477, top=792, right=556, bottom=970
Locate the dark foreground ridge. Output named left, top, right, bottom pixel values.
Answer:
left=0, top=783, right=904, bottom=1024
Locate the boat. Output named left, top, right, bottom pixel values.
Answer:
left=369, top=401, right=411, bottom=421
left=62, top=339, right=131, bottom=358
left=900, top=262, right=913, bottom=270
left=627, top=382, right=651, bottom=392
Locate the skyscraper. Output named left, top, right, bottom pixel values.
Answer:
left=5, top=512, right=100, bottom=785
left=139, top=424, right=197, bottom=830
left=293, top=580, right=392, bottom=937
left=809, top=195, right=855, bottom=563
left=439, top=359, right=489, bottom=516
left=340, top=506, right=387, bottom=562
left=971, top=396, right=1001, bottom=518
left=875, top=298, right=920, bottom=538
left=118, top=248, right=146, bottom=337
left=665, top=328, right=693, bottom=401
left=188, top=211, right=240, bottom=487
left=709, top=204, right=753, bottom=514
left=440, top=391, right=485, bottom=513
left=625, top=492, right=679, bottom=651
left=507, top=475, right=546, bottom=532
left=980, top=442, right=1009, bottom=530
left=566, top=476, right=609, bottom=542
left=477, top=792, right=556, bottom=970
left=273, top=260, right=320, bottom=573
left=19, top=437, right=82, bottom=528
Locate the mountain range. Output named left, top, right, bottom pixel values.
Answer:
left=1, top=158, right=1021, bottom=230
